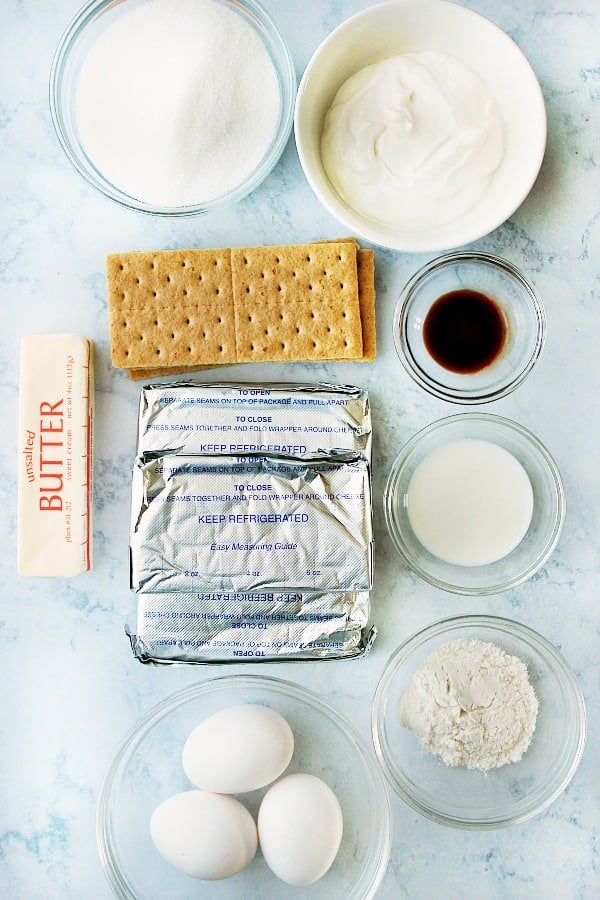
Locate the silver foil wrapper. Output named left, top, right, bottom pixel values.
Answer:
left=130, top=452, right=373, bottom=594
left=128, top=589, right=376, bottom=663
left=128, top=381, right=375, bottom=664
left=137, top=381, right=371, bottom=460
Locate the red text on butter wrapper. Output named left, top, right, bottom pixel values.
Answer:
left=38, top=400, right=64, bottom=511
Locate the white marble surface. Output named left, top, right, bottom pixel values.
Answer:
left=1, top=0, right=599, bottom=897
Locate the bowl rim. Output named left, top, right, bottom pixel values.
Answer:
left=371, top=613, right=587, bottom=829
left=383, top=413, right=566, bottom=595
left=393, top=251, right=547, bottom=404
left=294, top=0, right=547, bottom=252
left=96, top=673, right=392, bottom=900
left=49, top=0, right=297, bottom=216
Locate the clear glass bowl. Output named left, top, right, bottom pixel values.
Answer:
left=49, top=0, right=296, bottom=215
left=97, top=675, right=391, bottom=899
left=394, top=252, right=546, bottom=404
left=372, top=615, right=587, bottom=829
left=384, top=414, right=565, bottom=594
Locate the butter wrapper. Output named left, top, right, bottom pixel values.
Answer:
left=131, top=452, right=373, bottom=594
left=17, top=333, right=94, bottom=576
left=128, top=589, right=375, bottom=663
left=137, top=381, right=371, bottom=460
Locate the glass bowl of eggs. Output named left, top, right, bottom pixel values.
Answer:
left=383, top=413, right=565, bottom=594
left=372, top=615, right=587, bottom=829
left=97, top=675, right=391, bottom=899
left=393, top=252, right=546, bottom=404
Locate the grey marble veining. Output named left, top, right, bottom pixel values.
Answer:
left=0, top=0, right=598, bottom=897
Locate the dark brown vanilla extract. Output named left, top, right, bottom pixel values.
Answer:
left=423, top=289, right=507, bottom=374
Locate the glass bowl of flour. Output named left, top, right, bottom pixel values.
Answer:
left=372, top=615, right=587, bottom=829
left=50, top=0, right=296, bottom=215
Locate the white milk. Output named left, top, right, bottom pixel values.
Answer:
left=407, top=439, right=533, bottom=567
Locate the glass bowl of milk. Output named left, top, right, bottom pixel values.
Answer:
left=384, top=414, right=565, bottom=595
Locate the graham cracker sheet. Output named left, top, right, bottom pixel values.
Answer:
left=128, top=251, right=375, bottom=378
left=231, top=241, right=363, bottom=363
left=129, top=363, right=229, bottom=380
left=106, top=248, right=236, bottom=368
left=357, top=249, right=376, bottom=362
left=107, top=239, right=377, bottom=379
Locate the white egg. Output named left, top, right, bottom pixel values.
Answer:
left=182, top=704, right=294, bottom=793
left=150, top=790, right=257, bottom=880
left=258, top=773, right=343, bottom=885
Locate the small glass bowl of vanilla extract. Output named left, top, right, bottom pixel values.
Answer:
left=394, top=252, right=546, bottom=404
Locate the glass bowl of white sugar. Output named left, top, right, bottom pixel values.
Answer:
left=372, top=615, right=587, bottom=829
left=384, top=414, right=565, bottom=595
left=50, top=0, right=296, bottom=215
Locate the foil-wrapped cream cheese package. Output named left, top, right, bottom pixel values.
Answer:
left=131, top=453, right=372, bottom=594
left=129, top=589, right=371, bottom=662
left=137, top=382, right=371, bottom=458
left=129, top=381, right=374, bottom=663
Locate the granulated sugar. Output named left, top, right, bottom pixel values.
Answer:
left=76, top=0, right=280, bottom=206
left=398, top=638, right=538, bottom=770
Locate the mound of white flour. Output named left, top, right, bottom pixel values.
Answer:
left=398, top=638, right=538, bottom=770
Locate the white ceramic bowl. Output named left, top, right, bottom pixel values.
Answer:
left=294, top=0, right=546, bottom=252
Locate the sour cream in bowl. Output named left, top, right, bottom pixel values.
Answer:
left=295, top=0, right=546, bottom=252
left=321, top=51, right=504, bottom=232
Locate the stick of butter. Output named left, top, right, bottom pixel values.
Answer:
left=17, top=334, right=94, bottom=576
